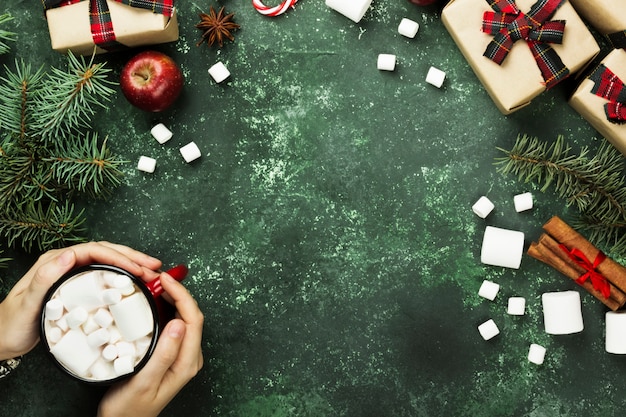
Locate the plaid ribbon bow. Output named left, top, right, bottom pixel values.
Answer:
left=607, top=30, right=626, bottom=50
left=589, top=64, right=626, bottom=124
left=42, top=0, right=174, bottom=51
left=482, top=0, right=569, bottom=89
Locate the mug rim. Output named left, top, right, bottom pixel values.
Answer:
left=40, top=264, right=160, bottom=385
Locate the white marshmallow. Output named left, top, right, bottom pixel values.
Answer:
left=398, top=18, right=419, bottom=38
left=93, top=308, right=114, bottom=328
left=59, top=272, right=105, bottom=311
left=112, top=275, right=132, bottom=289
left=116, top=341, right=136, bottom=358
left=325, top=0, right=372, bottom=23
left=514, top=192, right=533, bottom=212
left=56, top=315, right=69, bottom=332
left=108, top=326, right=122, bottom=344
left=478, top=280, right=500, bottom=301
left=66, top=307, right=88, bottom=329
left=102, top=289, right=122, bottom=305
left=377, top=54, right=396, bottom=72
left=109, top=293, right=154, bottom=342
left=47, top=326, right=63, bottom=344
left=102, top=344, right=119, bottom=362
left=478, top=319, right=500, bottom=340
left=101, top=270, right=120, bottom=287
left=50, top=330, right=100, bottom=377
left=606, top=311, right=626, bottom=354
left=150, top=123, right=173, bottom=144
left=480, top=226, right=525, bottom=269
left=89, top=359, right=115, bottom=381
left=119, top=285, right=136, bottom=296
left=528, top=343, right=546, bottom=365
left=542, top=291, right=584, bottom=335
left=82, top=316, right=100, bottom=335
left=114, top=356, right=134, bottom=377
left=507, top=297, right=526, bottom=315
left=45, top=299, right=65, bottom=321
left=208, top=62, right=230, bottom=83
left=472, top=196, right=495, bottom=218
left=87, top=328, right=111, bottom=348
left=426, top=66, right=446, bottom=88
left=180, top=142, right=202, bottom=163
left=137, top=156, right=157, bottom=173
left=135, top=336, right=152, bottom=359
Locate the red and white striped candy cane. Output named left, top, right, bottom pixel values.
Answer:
left=252, top=0, right=298, bottom=16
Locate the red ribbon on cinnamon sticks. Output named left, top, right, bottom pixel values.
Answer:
left=559, top=244, right=610, bottom=299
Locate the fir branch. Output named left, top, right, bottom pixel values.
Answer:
left=0, top=52, right=125, bottom=252
left=0, top=61, right=45, bottom=142
left=0, top=201, right=86, bottom=252
left=33, top=52, right=116, bottom=141
left=0, top=14, right=16, bottom=55
left=495, top=134, right=626, bottom=254
left=45, top=134, right=126, bottom=199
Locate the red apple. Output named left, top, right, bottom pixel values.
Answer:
left=120, top=50, right=184, bottom=112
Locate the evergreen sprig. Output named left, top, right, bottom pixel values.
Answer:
left=34, top=53, right=116, bottom=141
left=0, top=14, right=16, bottom=56
left=0, top=201, right=86, bottom=253
left=495, top=134, right=626, bottom=255
left=0, top=17, right=127, bottom=254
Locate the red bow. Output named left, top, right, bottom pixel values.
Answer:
left=43, top=0, right=174, bottom=51
left=559, top=244, right=610, bottom=299
left=589, top=64, right=626, bottom=124
left=481, top=0, right=569, bottom=89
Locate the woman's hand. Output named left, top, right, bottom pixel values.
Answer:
left=97, top=272, right=204, bottom=417
left=0, top=241, right=163, bottom=360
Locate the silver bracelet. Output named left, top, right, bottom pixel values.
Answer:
left=0, top=357, right=21, bottom=379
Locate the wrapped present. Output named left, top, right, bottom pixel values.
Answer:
left=442, top=0, right=600, bottom=115
left=44, top=0, right=179, bottom=55
left=569, top=49, right=626, bottom=155
left=569, top=0, right=626, bottom=49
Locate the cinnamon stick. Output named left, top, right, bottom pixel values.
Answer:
left=538, top=233, right=626, bottom=306
left=528, top=238, right=624, bottom=310
left=543, top=216, right=626, bottom=293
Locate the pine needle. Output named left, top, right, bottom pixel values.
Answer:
left=0, top=21, right=125, bottom=253
left=0, top=14, right=16, bottom=56
left=495, top=134, right=626, bottom=255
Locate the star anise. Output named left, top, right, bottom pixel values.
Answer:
left=195, top=6, right=240, bottom=48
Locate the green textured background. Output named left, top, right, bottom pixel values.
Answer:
left=1, top=0, right=625, bottom=416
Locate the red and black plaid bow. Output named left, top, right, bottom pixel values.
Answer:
left=589, top=64, right=626, bottom=124
left=608, top=30, right=626, bottom=50
left=42, top=0, right=174, bottom=51
left=482, top=0, right=569, bottom=89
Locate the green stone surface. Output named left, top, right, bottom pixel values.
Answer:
left=1, top=0, right=625, bottom=416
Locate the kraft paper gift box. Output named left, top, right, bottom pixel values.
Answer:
left=45, top=0, right=179, bottom=55
left=442, top=0, right=600, bottom=115
left=569, top=0, right=626, bottom=49
left=569, top=49, right=626, bottom=156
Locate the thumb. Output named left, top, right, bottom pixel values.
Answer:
left=139, top=319, right=186, bottom=381
left=29, top=248, right=76, bottom=301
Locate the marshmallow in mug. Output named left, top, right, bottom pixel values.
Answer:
left=43, top=269, right=156, bottom=382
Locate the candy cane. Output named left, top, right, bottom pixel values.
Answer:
left=252, top=0, right=298, bottom=16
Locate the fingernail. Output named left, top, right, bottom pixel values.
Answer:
left=168, top=321, right=184, bottom=339
left=57, top=249, right=75, bottom=266
left=161, top=272, right=174, bottom=283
